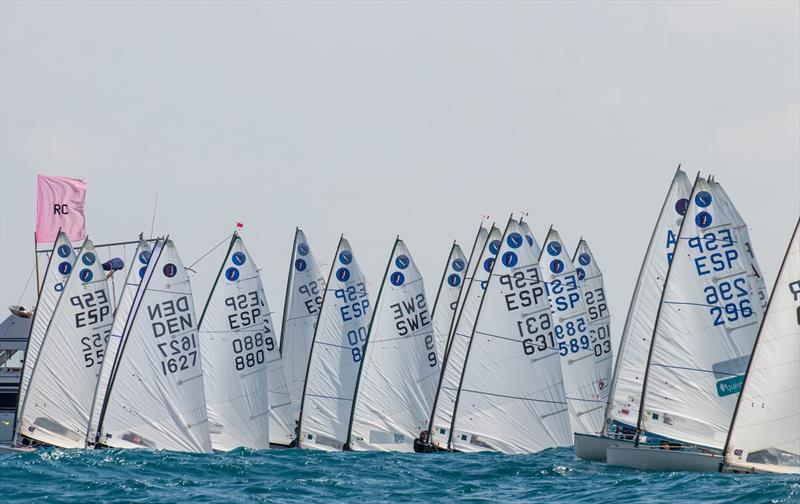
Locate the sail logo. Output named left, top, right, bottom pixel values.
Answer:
left=502, top=251, right=518, bottom=268
left=139, top=266, right=147, bottom=279
left=716, top=375, right=744, bottom=397
left=696, top=211, right=713, bottom=228
left=336, top=267, right=350, bottom=282
left=695, top=191, right=713, bottom=208
left=57, top=244, right=72, bottom=258
left=547, top=242, right=562, bottom=257
left=163, top=263, right=178, bottom=278
left=139, top=250, right=151, bottom=264
left=225, top=267, right=240, bottom=281
left=452, top=258, right=465, bottom=272
left=295, top=258, right=307, bottom=272
left=525, top=235, right=534, bottom=247
left=483, top=258, right=495, bottom=273
left=339, top=250, right=353, bottom=265
left=297, top=243, right=309, bottom=256
left=675, top=198, right=689, bottom=216
left=576, top=267, right=586, bottom=280
left=232, top=252, right=247, bottom=266
left=578, top=253, right=591, bottom=266
left=390, top=271, right=405, bottom=286
left=549, top=259, right=564, bottom=274
left=395, top=255, right=410, bottom=269
left=58, top=262, right=73, bottom=275
left=79, top=268, right=93, bottom=282
left=82, top=252, right=96, bottom=266
left=489, top=240, right=502, bottom=255
left=507, top=233, right=523, bottom=249
left=447, top=274, right=461, bottom=287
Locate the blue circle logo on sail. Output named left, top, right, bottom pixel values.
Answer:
left=82, top=252, right=96, bottom=266
left=695, top=211, right=713, bottom=228
left=297, top=243, right=309, bottom=256
left=695, top=191, right=712, bottom=208
left=163, top=263, right=178, bottom=278
left=139, top=250, right=151, bottom=264
left=54, top=282, right=63, bottom=292
left=225, top=267, right=240, bottom=281
left=452, top=258, right=465, bottom=272
left=57, top=244, right=71, bottom=258
left=447, top=273, right=461, bottom=287
left=576, top=267, right=586, bottom=280
left=549, top=259, right=564, bottom=274
left=58, top=262, right=72, bottom=275
left=483, top=257, right=495, bottom=272
left=339, top=250, right=353, bottom=265
left=139, top=266, right=147, bottom=279
left=480, top=280, right=488, bottom=290
left=675, top=198, right=690, bottom=216
left=395, top=255, right=410, bottom=270
left=295, top=258, right=307, bottom=272
left=390, top=271, right=405, bottom=286
left=547, top=241, right=562, bottom=257
left=232, top=252, right=246, bottom=266
left=507, top=233, right=523, bottom=249
left=489, top=240, right=501, bottom=255
left=578, top=253, right=591, bottom=266
left=336, top=267, right=350, bottom=282
left=526, top=235, right=534, bottom=247
left=502, top=251, right=518, bottom=268
left=79, top=268, right=93, bottom=282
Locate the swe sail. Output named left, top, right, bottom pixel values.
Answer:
left=348, top=239, right=436, bottom=451
left=298, top=237, right=370, bottom=451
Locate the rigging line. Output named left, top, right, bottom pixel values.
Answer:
left=649, top=362, right=741, bottom=377
left=186, top=233, right=235, bottom=271
left=149, top=192, right=158, bottom=239
left=16, top=263, right=36, bottom=307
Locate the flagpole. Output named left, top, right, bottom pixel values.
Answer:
left=34, top=231, right=41, bottom=300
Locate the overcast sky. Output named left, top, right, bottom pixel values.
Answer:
left=1, top=1, right=798, bottom=353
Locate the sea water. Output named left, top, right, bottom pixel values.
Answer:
left=0, top=447, right=797, bottom=502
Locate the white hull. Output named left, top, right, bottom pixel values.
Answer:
left=573, top=432, right=635, bottom=461
left=607, top=444, right=721, bottom=472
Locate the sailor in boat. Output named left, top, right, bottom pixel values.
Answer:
left=413, top=430, right=439, bottom=453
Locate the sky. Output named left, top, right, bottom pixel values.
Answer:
left=1, top=1, right=798, bottom=355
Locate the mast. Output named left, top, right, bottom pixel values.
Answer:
left=277, top=227, right=300, bottom=356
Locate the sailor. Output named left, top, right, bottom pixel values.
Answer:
left=413, top=430, right=438, bottom=453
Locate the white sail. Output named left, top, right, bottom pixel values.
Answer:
left=724, top=219, right=800, bottom=473
left=429, top=226, right=501, bottom=449
left=198, top=235, right=271, bottom=450
left=640, top=177, right=764, bottom=450
left=298, top=237, right=370, bottom=451
left=279, top=229, right=326, bottom=430
left=540, top=229, right=611, bottom=437
left=19, top=239, right=111, bottom=448
left=519, top=221, right=542, bottom=259
left=87, top=239, right=151, bottom=444
left=452, top=218, right=572, bottom=453
left=14, top=231, right=77, bottom=443
left=430, top=242, right=467, bottom=364
left=348, top=240, right=436, bottom=451
left=98, top=239, right=212, bottom=452
left=606, top=169, right=692, bottom=433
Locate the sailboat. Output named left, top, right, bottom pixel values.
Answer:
left=297, top=237, right=370, bottom=451
left=17, top=239, right=111, bottom=448
left=721, top=218, right=799, bottom=474
left=540, top=228, right=612, bottom=442
left=429, top=242, right=467, bottom=364
left=95, top=238, right=213, bottom=452
left=347, top=239, right=435, bottom=451
left=451, top=217, right=572, bottom=453
left=197, top=234, right=272, bottom=451
left=607, top=175, right=765, bottom=471
left=429, top=225, right=501, bottom=450
left=87, top=238, right=152, bottom=446
left=574, top=168, right=692, bottom=460
left=9, top=230, right=77, bottom=449
left=279, top=229, right=326, bottom=434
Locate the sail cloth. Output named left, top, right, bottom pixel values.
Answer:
left=724, top=219, right=800, bottom=473
left=87, top=239, right=151, bottom=444
left=429, top=226, right=500, bottom=449
left=14, top=231, right=77, bottom=443
left=640, top=177, right=764, bottom=450
left=430, top=242, right=467, bottom=365
left=348, top=240, right=436, bottom=451
left=605, top=168, right=692, bottom=433
left=97, top=239, right=212, bottom=452
left=519, top=221, right=542, bottom=259
left=299, top=238, right=371, bottom=451
left=540, top=229, right=611, bottom=438
left=19, top=239, right=111, bottom=448
left=279, top=229, right=326, bottom=429
left=198, top=235, right=271, bottom=450
left=452, top=218, right=572, bottom=453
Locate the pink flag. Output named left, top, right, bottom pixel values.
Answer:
left=36, top=175, right=87, bottom=243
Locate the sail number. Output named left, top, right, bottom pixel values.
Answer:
left=543, top=274, right=581, bottom=311
left=704, top=277, right=754, bottom=326
left=81, top=328, right=110, bottom=367
left=335, top=282, right=370, bottom=322
left=224, top=291, right=274, bottom=371
left=148, top=295, right=198, bottom=376
left=499, top=267, right=546, bottom=310
left=298, top=277, right=325, bottom=315
left=70, top=289, right=111, bottom=328
left=390, top=294, right=434, bottom=366
left=688, top=229, right=740, bottom=276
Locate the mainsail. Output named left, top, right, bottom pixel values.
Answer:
left=198, top=235, right=271, bottom=450
left=19, top=239, right=111, bottom=448
left=298, top=237, right=370, bottom=451
left=723, top=218, right=800, bottom=473
left=279, top=229, right=326, bottom=429
left=429, top=225, right=500, bottom=449
left=605, top=168, right=692, bottom=433
left=519, top=221, right=542, bottom=259
left=430, top=242, right=467, bottom=364
left=348, top=239, right=436, bottom=451
left=638, top=176, right=764, bottom=450
left=97, top=239, right=212, bottom=452
left=540, top=229, right=611, bottom=437
left=14, top=230, right=77, bottom=443
left=452, top=218, right=572, bottom=453
left=87, top=239, right=151, bottom=444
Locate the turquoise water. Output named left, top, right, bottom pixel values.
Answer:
left=1, top=447, right=797, bottom=502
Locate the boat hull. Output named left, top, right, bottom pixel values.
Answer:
left=607, top=445, right=721, bottom=472
left=573, top=433, right=635, bottom=461
left=0, top=444, right=35, bottom=453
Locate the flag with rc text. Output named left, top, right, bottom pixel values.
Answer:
left=36, top=175, right=86, bottom=243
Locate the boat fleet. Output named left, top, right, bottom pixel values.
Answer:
left=2, top=168, right=798, bottom=475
